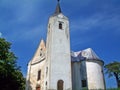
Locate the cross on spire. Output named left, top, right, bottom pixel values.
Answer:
left=54, top=0, right=62, bottom=14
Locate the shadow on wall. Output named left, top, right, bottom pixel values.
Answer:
left=26, top=80, right=32, bottom=90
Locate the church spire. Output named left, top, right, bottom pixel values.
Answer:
left=54, top=0, right=62, bottom=14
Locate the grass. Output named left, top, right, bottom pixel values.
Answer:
left=106, top=88, right=120, bottom=90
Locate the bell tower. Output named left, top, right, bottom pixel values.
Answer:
left=45, top=0, right=72, bottom=90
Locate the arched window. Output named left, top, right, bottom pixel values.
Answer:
left=57, top=80, right=64, bottom=90
left=81, top=80, right=87, bottom=87
left=59, top=23, right=62, bottom=29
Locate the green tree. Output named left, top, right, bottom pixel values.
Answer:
left=105, top=61, right=120, bottom=88
left=0, top=38, right=25, bottom=90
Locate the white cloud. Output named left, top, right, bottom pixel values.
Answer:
left=21, top=26, right=45, bottom=40
left=70, top=14, right=103, bottom=32
left=0, top=0, right=46, bottom=23
left=0, top=32, right=2, bottom=37
left=70, top=12, right=120, bottom=50
left=71, top=12, right=120, bottom=33
left=6, top=24, right=46, bottom=42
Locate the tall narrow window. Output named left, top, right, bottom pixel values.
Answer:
left=82, top=80, right=87, bottom=87
left=59, top=23, right=62, bottom=29
left=40, top=53, right=42, bottom=56
left=46, top=67, right=48, bottom=76
left=40, top=48, right=43, bottom=56
left=49, top=24, right=50, bottom=29
left=46, top=81, right=47, bottom=90
left=57, top=80, right=64, bottom=90
left=37, top=70, right=41, bottom=81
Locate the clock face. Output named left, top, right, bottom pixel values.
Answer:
left=58, top=14, right=63, bottom=18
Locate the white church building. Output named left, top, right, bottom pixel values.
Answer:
left=26, top=1, right=105, bottom=90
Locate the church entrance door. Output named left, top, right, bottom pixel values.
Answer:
left=36, top=86, right=40, bottom=90
left=57, top=80, right=64, bottom=90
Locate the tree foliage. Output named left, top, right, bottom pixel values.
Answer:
left=105, top=61, right=120, bottom=88
left=0, top=38, right=25, bottom=90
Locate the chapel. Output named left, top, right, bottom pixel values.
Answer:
left=26, top=1, right=105, bottom=90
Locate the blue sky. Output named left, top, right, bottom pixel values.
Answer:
left=0, top=0, right=120, bottom=88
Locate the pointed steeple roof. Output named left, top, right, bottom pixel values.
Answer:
left=54, top=0, right=62, bottom=14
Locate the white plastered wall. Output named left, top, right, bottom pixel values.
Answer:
left=86, top=60, right=105, bottom=89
